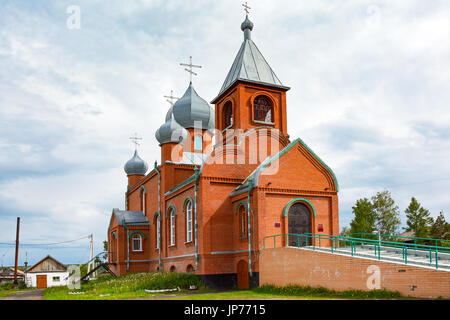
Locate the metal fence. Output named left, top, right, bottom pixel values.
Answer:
left=262, top=233, right=450, bottom=270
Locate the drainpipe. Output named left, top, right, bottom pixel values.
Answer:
left=247, top=177, right=254, bottom=278
left=194, top=166, right=200, bottom=271
left=154, top=162, right=162, bottom=271
left=123, top=222, right=130, bottom=271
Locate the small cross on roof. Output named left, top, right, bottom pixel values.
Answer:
left=180, top=56, right=202, bottom=84
left=242, top=1, right=251, bottom=15
left=164, top=90, right=180, bottom=106
left=129, top=133, right=142, bottom=150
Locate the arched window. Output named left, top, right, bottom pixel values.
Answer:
left=156, top=214, right=161, bottom=250
left=223, top=101, right=233, bottom=129
left=186, top=264, right=194, bottom=273
left=170, top=266, right=176, bottom=273
left=140, top=188, right=146, bottom=215
left=253, top=95, right=273, bottom=123
left=132, top=234, right=142, bottom=252
left=185, top=200, right=193, bottom=243
left=169, top=209, right=176, bottom=246
left=238, top=204, right=247, bottom=239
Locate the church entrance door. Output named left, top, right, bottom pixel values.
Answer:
left=236, top=260, right=249, bottom=289
left=288, top=203, right=311, bottom=247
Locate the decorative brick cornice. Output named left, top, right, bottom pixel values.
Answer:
left=259, top=187, right=337, bottom=197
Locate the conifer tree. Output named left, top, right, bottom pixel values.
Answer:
left=430, top=211, right=450, bottom=242
left=404, top=197, right=433, bottom=238
left=349, top=198, right=376, bottom=235
left=372, top=190, right=401, bottom=236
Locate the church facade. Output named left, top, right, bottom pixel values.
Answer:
left=107, top=14, right=339, bottom=289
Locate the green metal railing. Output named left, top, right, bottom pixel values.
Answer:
left=348, top=232, right=450, bottom=249
left=262, top=233, right=450, bottom=270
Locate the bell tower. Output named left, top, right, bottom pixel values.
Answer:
left=211, top=14, right=290, bottom=138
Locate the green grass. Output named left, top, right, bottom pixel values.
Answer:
left=43, top=272, right=205, bottom=300
left=43, top=271, right=413, bottom=300
left=253, top=284, right=403, bottom=299
left=170, top=290, right=328, bottom=300
left=0, top=281, right=33, bottom=298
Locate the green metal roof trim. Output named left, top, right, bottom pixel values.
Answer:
left=164, top=174, right=196, bottom=197
left=165, top=204, right=177, bottom=218
left=234, top=200, right=248, bottom=214
left=233, top=137, right=339, bottom=193
left=182, top=196, right=194, bottom=211
left=296, top=137, right=339, bottom=192
left=283, top=198, right=316, bottom=218
left=128, top=230, right=147, bottom=240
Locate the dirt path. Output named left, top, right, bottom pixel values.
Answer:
left=0, top=289, right=44, bottom=300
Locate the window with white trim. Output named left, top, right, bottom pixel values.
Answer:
left=170, top=209, right=176, bottom=246
left=132, top=234, right=142, bottom=252
left=186, top=200, right=193, bottom=243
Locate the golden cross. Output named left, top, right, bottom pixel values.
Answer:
left=180, top=56, right=202, bottom=84
left=242, top=1, right=251, bottom=15
left=164, top=90, right=180, bottom=106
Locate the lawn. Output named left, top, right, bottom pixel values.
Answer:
left=0, top=281, right=34, bottom=298
left=43, top=272, right=206, bottom=300
left=43, top=271, right=414, bottom=300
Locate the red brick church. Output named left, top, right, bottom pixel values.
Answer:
left=107, top=13, right=339, bottom=289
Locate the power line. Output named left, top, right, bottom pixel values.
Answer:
left=0, top=235, right=90, bottom=247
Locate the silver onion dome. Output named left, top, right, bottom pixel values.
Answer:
left=172, top=83, right=214, bottom=130
left=155, top=107, right=188, bottom=145
left=124, top=150, right=148, bottom=176
left=241, top=15, right=254, bottom=32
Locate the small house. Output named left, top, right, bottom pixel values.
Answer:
left=24, top=255, right=69, bottom=288
left=0, top=268, right=25, bottom=284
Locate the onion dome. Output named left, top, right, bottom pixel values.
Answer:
left=155, top=107, right=188, bottom=145
left=172, top=83, right=214, bottom=130
left=241, top=15, right=254, bottom=34
left=124, top=150, right=148, bottom=176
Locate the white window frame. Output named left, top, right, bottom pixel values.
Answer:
left=170, top=210, right=176, bottom=246
left=132, top=234, right=143, bottom=252
left=186, top=201, right=193, bottom=243
left=156, top=217, right=161, bottom=250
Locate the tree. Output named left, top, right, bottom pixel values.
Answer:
left=371, top=190, right=401, bottom=236
left=103, top=240, right=108, bottom=262
left=349, top=198, right=377, bottom=235
left=430, top=211, right=450, bottom=241
left=404, top=197, right=433, bottom=239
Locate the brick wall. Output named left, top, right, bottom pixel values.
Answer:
left=260, top=247, right=450, bottom=299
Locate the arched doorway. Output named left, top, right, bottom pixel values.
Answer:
left=288, top=202, right=311, bottom=247
left=236, top=260, right=249, bottom=289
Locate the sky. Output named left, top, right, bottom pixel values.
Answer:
left=0, top=0, right=449, bottom=266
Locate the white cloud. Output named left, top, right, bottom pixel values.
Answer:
left=0, top=0, right=449, bottom=264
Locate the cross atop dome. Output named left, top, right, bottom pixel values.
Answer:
left=242, top=2, right=251, bottom=15
left=180, top=56, right=202, bottom=84
left=164, top=90, right=180, bottom=107
left=129, top=132, right=142, bottom=151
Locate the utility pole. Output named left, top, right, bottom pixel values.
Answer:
left=87, top=234, right=95, bottom=279
left=14, top=217, right=20, bottom=284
